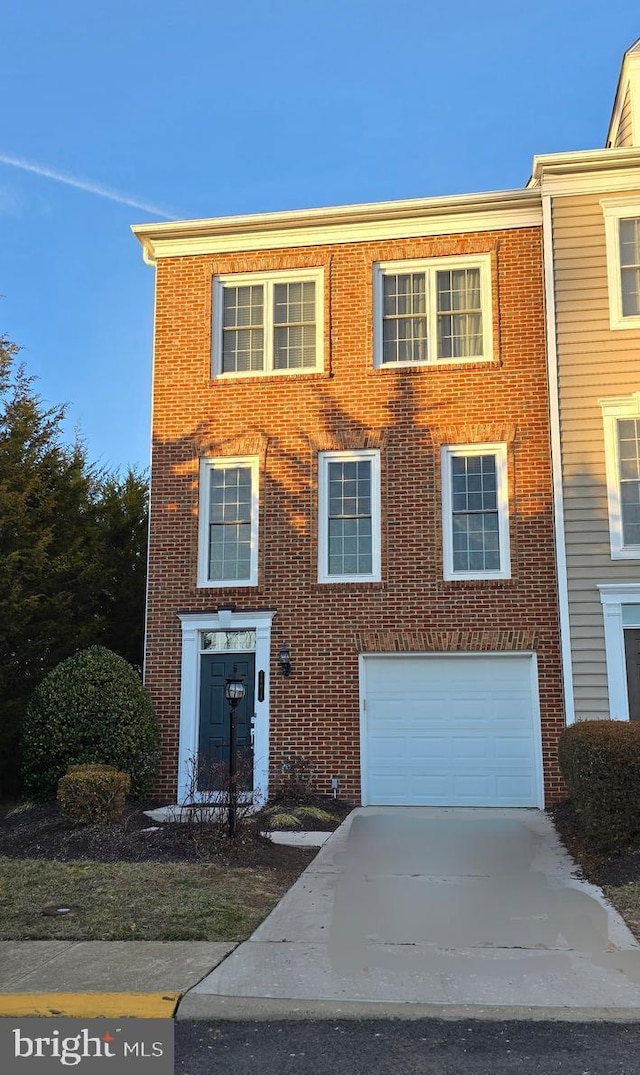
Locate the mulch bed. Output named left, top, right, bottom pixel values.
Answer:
left=0, top=801, right=316, bottom=869
left=549, top=800, right=640, bottom=888
left=254, top=794, right=353, bottom=831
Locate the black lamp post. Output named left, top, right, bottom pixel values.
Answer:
left=224, top=665, right=246, bottom=838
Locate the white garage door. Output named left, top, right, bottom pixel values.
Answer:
left=361, top=654, right=542, bottom=807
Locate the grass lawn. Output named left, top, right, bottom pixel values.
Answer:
left=603, top=883, right=640, bottom=940
left=0, top=857, right=311, bottom=942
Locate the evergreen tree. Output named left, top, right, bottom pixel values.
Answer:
left=95, top=468, right=148, bottom=669
left=0, top=336, right=148, bottom=797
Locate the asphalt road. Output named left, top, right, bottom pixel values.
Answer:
left=175, top=1018, right=640, bottom=1075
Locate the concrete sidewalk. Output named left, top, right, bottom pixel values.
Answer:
left=0, top=941, right=235, bottom=1017
left=179, top=807, right=640, bottom=1020
left=0, top=829, right=329, bottom=1018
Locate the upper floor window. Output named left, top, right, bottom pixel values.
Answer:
left=212, top=269, right=324, bottom=377
left=197, top=457, right=259, bottom=586
left=619, top=218, right=640, bottom=317
left=318, top=450, right=381, bottom=583
left=601, top=394, right=640, bottom=559
left=373, top=254, right=493, bottom=368
left=441, top=443, right=510, bottom=580
left=601, top=200, right=640, bottom=330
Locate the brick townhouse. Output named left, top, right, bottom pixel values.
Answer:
left=134, top=185, right=565, bottom=809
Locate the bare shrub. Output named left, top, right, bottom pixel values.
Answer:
left=276, top=753, right=314, bottom=802
left=177, top=754, right=259, bottom=853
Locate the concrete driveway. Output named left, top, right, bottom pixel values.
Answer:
left=179, top=808, right=640, bottom=1018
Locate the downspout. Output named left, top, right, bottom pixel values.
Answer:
left=542, top=191, right=575, bottom=724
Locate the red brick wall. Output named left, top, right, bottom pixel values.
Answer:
left=145, top=225, right=565, bottom=805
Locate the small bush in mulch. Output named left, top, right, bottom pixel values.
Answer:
left=558, top=720, right=640, bottom=850
left=255, top=795, right=353, bottom=832
left=57, top=764, right=131, bottom=827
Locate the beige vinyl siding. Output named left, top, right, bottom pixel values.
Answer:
left=615, top=88, right=634, bottom=147
left=553, top=188, right=640, bottom=719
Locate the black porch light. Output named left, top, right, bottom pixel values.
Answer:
left=278, top=642, right=292, bottom=677
left=224, top=665, right=246, bottom=838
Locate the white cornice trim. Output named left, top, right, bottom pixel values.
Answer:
left=132, top=189, right=541, bottom=262
left=530, top=149, right=640, bottom=196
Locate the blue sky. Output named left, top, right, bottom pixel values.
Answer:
left=0, top=1, right=638, bottom=471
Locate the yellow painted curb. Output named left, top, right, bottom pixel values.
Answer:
left=0, top=993, right=181, bottom=1018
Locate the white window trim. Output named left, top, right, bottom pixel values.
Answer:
left=373, top=253, right=493, bottom=369
left=601, top=198, right=640, bottom=330
left=441, top=443, right=511, bottom=581
left=599, top=583, right=640, bottom=720
left=211, top=267, right=324, bottom=378
left=197, top=456, right=259, bottom=587
left=600, top=393, right=640, bottom=560
left=318, top=449, right=381, bottom=584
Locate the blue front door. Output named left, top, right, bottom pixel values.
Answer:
left=198, top=653, right=255, bottom=792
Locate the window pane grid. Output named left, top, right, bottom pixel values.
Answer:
left=208, top=466, right=253, bottom=581
left=450, top=454, right=501, bottom=572
left=379, top=263, right=487, bottom=366
left=618, top=419, right=640, bottom=545
left=619, top=219, right=640, bottom=317
left=436, top=268, right=483, bottom=358
left=382, top=273, right=428, bottom=363
left=218, top=277, right=319, bottom=374
left=619, top=218, right=640, bottom=267
left=222, top=286, right=265, bottom=372
left=273, top=281, right=316, bottom=369
left=326, top=460, right=373, bottom=576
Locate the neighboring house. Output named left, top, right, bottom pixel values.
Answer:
left=133, top=186, right=564, bottom=809
left=532, top=38, right=640, bottom=729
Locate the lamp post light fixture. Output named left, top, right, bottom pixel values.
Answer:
left=224, top=665, right=246, bottom=838
left=278, top=642, right=292, bottom=677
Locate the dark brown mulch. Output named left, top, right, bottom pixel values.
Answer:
left=254, top=794, right=353, bottom=831
left=549, top=799, right=640, bottom=887
left=0, top=801, right=313, bottom=870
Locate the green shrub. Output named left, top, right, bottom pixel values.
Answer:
left=558, top=720, right=640, bottom=849
left=21, top=646, right=160, bottom=800
left=57, top=764, right=131, bottom=827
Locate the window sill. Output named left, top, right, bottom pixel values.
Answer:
left=211, top=369, right=326, bottom=383
left=610, top=547, right=640, bottom=560
left=441, top=573, right=513, bottom=583
left=196, top=580, right=258, bottom=589
left=372, top=356, right=499, bottom=373
left=313, top=579, right=384, bottom=590
left=608, top=314, right=640, bottom=331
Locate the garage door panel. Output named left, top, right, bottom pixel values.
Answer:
left=494, top=737, right=534, bottom=759
left=368, top=737, right=450, bottom=761
left=362, top=655, right=541, bottom=807
left=452, top=775, right=493, bottom=798
left=452, top=736, right=493, bottom=759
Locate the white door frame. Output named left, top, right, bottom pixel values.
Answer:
left=599, top=583, right=640, bottom=720
left=358, top=651, right=544, bottom=808
left=177, top=609, right=275, bottom=803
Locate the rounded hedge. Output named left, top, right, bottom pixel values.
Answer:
left=22, top=646, right=160, bottom=800
left=558, top=719, right=640, bottom=850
